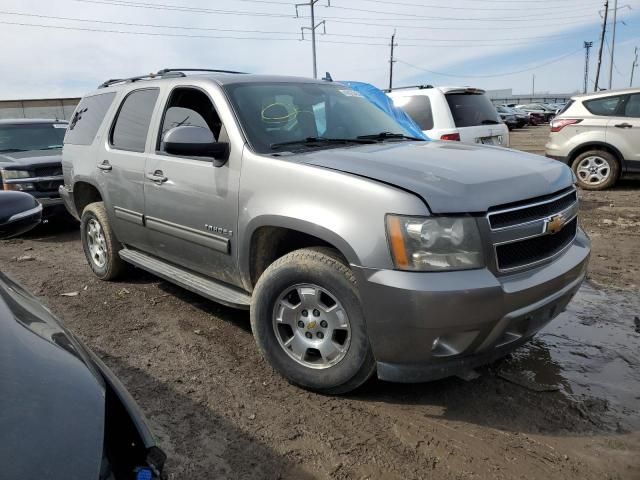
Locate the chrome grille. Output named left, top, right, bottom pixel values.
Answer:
left=486, top=188, right=579, bottom=273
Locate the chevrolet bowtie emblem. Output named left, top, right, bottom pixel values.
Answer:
left=545, top=214, right=565, bottom=235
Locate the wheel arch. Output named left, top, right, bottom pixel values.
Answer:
left=240, top=216, right=360, bottom=292
left=72, top=179, right=104, bottom=217
left=568, top=142, right=626, bottom=171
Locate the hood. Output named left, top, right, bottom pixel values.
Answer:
left=296, top=141, right=573, bottom=213
left=0, top=149, right=62, bottom=168
left=0, top=272, right=104, bottom=480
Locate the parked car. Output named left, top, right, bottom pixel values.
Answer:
left=0, top=190, right=166, bottom=479
left=516, top=104, right=555, bottom=122
left=388, top=85, right=509, bottom=146
left=496, top=106, right=521, bottom=130
left=61, top=69, right=589, bottom=394
left=0, top=119, right=69, bottom=220
left=0, top=190, right=42, bottom=238
left=501, top=104, right=544, bottom=125
left=546, top=88, right=640, bottom=190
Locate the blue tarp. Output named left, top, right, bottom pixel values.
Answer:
left=340, top=81, right=429, bottom=140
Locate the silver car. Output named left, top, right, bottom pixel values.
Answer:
left=60, top=69, right=590, bottom=394
left=546, top=88, right=640, bottom=190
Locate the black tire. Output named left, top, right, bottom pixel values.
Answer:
left=250, top=247, right=376, bottom=394
left=80, top=201, right=125, bottom=280
left=571, top=149, right=620, bottom=191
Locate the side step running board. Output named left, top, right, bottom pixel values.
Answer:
left=119, top=248, right=251, bottom=309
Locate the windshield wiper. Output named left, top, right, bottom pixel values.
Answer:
left=0, top=148, right=27, bottom=153
left=356, top=132, right=424, bottom=141
left=480, top=120, right=500, bottom=125
left=39, top=145, right=63, bottom=150
left=270, top=137, right=375, bottom=150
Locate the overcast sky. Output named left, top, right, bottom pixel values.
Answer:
left=0, top=0, right=639, bottom=99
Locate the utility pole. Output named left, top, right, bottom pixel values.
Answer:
left=296, top=1, right=329, bottom=79
left=608, top=0, right=618, bottom=89
left=583, top=41, right=593, bottom=93
left=631, top=47, right=638, bottom=87
left=595, top=0, right=608, bottom=91
left=389, top=30, right=397, bottom=90
left=532, top=74, right=535, bottom=98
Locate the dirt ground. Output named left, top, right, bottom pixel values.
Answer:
left=1, top=126, right=639, bottom=479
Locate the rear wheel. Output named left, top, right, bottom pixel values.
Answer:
left=571, top=150, right=619, bottom=190
left=80, top=202, right=125, bottom=280
left=250, top=247, right=376, bottom=394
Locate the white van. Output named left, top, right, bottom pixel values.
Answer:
left=388, top=85, right=509, bottom=147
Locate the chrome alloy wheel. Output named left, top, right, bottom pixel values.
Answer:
left=576, top=155, right=611, bottom=186
left=272, top=284, right=351, bottom=369
left=86, top=218, right=107, bottom=268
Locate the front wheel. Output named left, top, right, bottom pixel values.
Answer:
left=571, top=150, right=620, bottom=190
left=250, top=247, right=376, bottom=394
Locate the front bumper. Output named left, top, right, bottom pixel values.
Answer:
left=353, top=228, right=590, bottom=383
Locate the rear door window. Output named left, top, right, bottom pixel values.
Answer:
left=445, top=93, right=500, bottom=128
left=64, top=92, right=116, bottom=146
left=583, top=95, right=623, bottom=116
left=394, top=95, right=433, bottom=130
left=111, top=88, right=159, bottom=152
left=623, top=94, right=640, bottom=117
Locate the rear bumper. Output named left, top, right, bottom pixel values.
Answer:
left=58, top=185, right=79, bottom=220
left=353, top=228, right=590, bottom=383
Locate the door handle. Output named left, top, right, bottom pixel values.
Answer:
left=614, top=123, right=633, bottom=129
left=97, top=160, right=112, bottom=171
left=146, top=170, right=168, bottom=184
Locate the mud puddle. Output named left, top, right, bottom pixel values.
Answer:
left=498, top=283, right=640, bottom=429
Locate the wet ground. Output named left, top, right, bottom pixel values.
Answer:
left=1, top=126, right=639, bottom=479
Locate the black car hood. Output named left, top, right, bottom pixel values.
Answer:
left=0, top=149, right=62, bottom=168
left=297, top=141, right=573, bottom=213
left=0, top=272, right=104, bottom=480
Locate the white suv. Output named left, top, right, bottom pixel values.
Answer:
left=388, top=85, right=509, bottom=147
left=545, top=88, right=640, bottom=190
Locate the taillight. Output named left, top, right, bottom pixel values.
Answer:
left=440, top=133, right=461, bottom=141
left=550, top=118, right=581, bottom=132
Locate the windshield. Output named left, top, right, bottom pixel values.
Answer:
left=224, top=82, right=411, bottom=153
left=0, top=123, right=67, bottom=152
left=445, top=93, right=500, bottom=128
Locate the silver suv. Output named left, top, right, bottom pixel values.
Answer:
left=546, top=88, right=640, bottom=190
left=60, top=69, right=590, bottom=394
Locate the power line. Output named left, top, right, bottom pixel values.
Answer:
left=341, top=0, right=608, bottom=11
left=396, top=48, right=583, bottom=78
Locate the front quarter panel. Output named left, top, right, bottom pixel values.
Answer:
left=237, top=150, right=429, bottom=283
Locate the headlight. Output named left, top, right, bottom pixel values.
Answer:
left=1, top=169, right=31, bottom=180
left=386, top=215, right=484, bottom=271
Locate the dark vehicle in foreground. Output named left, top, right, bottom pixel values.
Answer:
left=0, top=119, right=69, bottom=219
left=62, top=69, right=589, bottom=394
left=0, top=191, right=165, bottom=480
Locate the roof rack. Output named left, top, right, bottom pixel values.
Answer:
left=384, top=84, right=433, bottom=92
left=98, top=68, right=247, bottom=89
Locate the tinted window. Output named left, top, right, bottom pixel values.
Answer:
left=583, top=95, right=622, bottom=116
left=445, top=93, right=500, bottom=128
left=394, top=95, right=433, bottom=130
left=0, top=123, right=67, bottom=152
left=624, top=94, right=640, bottom=118
left=557, top=100, right=574, bottom=115
left=111, top=89, right=159, bottom=152
left=64, top=92, right=115, bottom=145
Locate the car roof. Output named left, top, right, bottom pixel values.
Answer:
left=389, top=85, right=485, bottom=95
left=571, top=87, right=640, bottom=101
left=0, top=118, right=68, bottom=125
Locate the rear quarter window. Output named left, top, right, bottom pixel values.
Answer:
left=393, top=95, right=434, bottom=131
left=110, top=88, right=159, bottom=152
left=64, top=92, right=116, bottom=146
left=445, top=93, right=500, bottom=128
left=583, top=95, right=623, bottom=116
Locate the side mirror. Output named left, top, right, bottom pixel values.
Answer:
left=163, top=126, right=230, bottom=167
left=0, top=191, right=42, bottom=239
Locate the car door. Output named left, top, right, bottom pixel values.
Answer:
left=143, top=86, right=242, bottom=287
left=98, top=88, right=160, bottom=252
left=606, top=93, right=640, bottom=170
